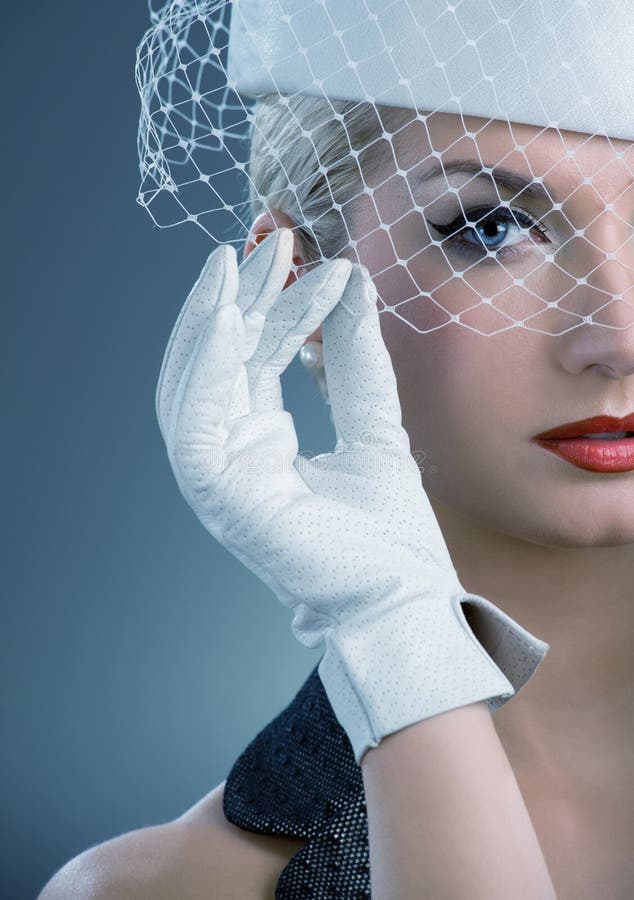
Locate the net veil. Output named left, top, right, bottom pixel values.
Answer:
left=136, top=0, right=634, bottom=336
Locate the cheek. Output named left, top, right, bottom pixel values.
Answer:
left=381, top=321, right=535, bottom=504
left=380, top=320, right=479, bottom=456
left=376, top=272, right=634, bottom=549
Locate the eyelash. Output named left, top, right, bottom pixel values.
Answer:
left=427, top=205, right=550, bottom=259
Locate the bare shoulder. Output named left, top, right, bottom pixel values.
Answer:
left=37, top=781, right=307, bottom=900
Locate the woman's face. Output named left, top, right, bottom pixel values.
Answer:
left=342, top=111, right=634, bottom=548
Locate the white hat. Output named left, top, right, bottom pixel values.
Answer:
left=227, top=0, right=633, bottom=140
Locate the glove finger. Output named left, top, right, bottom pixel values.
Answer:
left=155, top=244, right=239, bottom=442
left=323, top=264, right=411, bottom=455
left=236, top=228, right=295, bottom=358
left=165, top=288, right=238, bottom=456
left=247, top=258, right=352, bottom=413
left=170, top=297, right=246, bottom=479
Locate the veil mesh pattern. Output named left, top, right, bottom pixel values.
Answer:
left=136, top=0, right=633, bottom=336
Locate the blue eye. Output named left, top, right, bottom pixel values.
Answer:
left=470, top=215, right=512, bottom=248
left=428, top=205, right=549, bottom=258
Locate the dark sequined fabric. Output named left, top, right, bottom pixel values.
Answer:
left=222, top=662, right=371, bottom=898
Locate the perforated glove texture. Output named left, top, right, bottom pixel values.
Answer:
left=156, top=229, right=549, bottom=764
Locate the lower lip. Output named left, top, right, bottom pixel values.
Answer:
left=534, top=437, right=634, bottom=473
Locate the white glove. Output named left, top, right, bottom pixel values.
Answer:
left=156, top=228, right=549, bottom=765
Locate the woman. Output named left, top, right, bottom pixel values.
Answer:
left=39, top=1, right=634, bottom=897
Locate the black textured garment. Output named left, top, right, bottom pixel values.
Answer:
left=222, top=662, right=371, bottom=898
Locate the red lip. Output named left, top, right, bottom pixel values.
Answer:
left=533, top=413, right=634, bottom=440
left=532, top=413, right=634, bottom=473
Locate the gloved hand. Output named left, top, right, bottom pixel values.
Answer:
left=156, top=228, right=549, bottom=765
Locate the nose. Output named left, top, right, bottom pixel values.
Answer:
left=554, top=226, right=634, bottom=379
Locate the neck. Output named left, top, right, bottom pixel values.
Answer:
left=429, top=495, right=634, bottom=776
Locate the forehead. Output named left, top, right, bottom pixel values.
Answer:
left=393, top=111, right=634, bottom=206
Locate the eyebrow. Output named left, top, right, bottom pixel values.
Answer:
left=413, top=158, right=553, bottom=205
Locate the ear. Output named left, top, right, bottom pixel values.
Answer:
left=243, top=209, right=324, bottom=346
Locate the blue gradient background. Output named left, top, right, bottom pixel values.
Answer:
left=3, top=5, right=330, bottom=897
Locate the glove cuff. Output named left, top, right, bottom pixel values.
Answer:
left=318, top=592, right=549, bottom=765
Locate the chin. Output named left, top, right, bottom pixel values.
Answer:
left=428, top=478, right=634, bottom=549
left=497, top=511, right=634, bottom=550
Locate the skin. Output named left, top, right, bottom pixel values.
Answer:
left=244, top=111, right=634, bottom=884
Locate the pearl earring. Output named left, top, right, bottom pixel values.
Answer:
left=299, top=340, right=323, bottom=369
left=299, top=340, right=330, bottom=406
